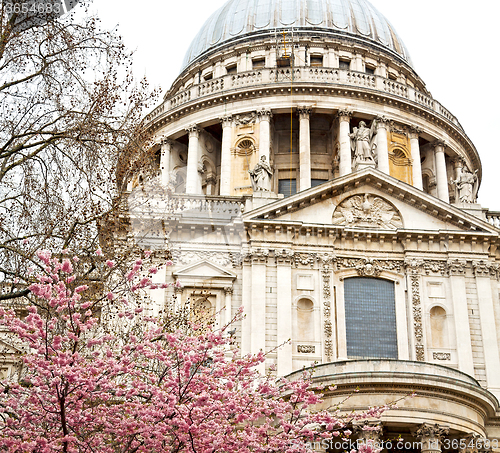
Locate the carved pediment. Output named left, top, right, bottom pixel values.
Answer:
left=332, top=193, right=403, bottom=229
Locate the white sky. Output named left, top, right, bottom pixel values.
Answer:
left=93, top=0, right=500, bottom=210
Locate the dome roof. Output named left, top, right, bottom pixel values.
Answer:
left=182, top=0, right=412, bottom=70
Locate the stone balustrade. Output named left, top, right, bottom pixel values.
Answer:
left=146, top=67, right=462, bottom=129
left=128, top=191, right=244, bottom=221
left=486, top=211, right=500, bottom=228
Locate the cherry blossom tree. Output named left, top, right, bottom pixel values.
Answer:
left=0, top=250, right=387, bottom=453
left=0, top=1, right=156, bottom=302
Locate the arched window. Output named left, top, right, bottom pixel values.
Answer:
left=344, top=277, right=398, bottom=359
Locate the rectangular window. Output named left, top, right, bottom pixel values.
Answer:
left=252, top=58, right=266, bottom=69
left=344, top=277, right=398, bottom=359
left=311, top=179, right=327, bottom=188
left=226, top=64, right=237, bottom=75
left=203, top=73, right=213, bottom=81
left=365, top=66, right=375, bottom=75
left=339, top=59, right=350, bottom=70
left=310, top=55, right=323, bottom=67
left=278, top=179, right=297, bottom=197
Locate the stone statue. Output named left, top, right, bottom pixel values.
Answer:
left=249, top=155, right=273, bottom=192
left=349, top=120, right=377, bottom=164
left=452, top=167, right=478, bottom=203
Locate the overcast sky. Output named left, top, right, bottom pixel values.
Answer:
left=93, top=0, right=500, bottom=210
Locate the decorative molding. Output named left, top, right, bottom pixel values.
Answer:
left=275, top=248, right=294, bottom=265
left=244, top=248, right=269, bottom=264
left=472, top=260, right=496, bottom=278
left=404, top=258, right=447, bottom=276
left=172, top=250, right=233, bottom=267
left=433, top=352, right=451, bottom=361
left=297, top=345, right=315, bottom=354
left=293, top=252, right=317, bottom=268
left=234, top=112, right=257, bottom=126
left=322, top=265, right=333, bottom=360
left=223, top=286, right=234, bottom=295
left=332, top=194, right=403, bottom=229
left=336, top=258, right=404, bottom=276
left=446, top=259, right=467, bottom=276
left=406, top=261, right=425, bottom=362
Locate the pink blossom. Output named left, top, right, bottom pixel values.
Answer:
left=106, top=260, right=115, bottom=268
left=107, top=292, right=114, bottom=300
left=96, top=249, right=103, bottom=256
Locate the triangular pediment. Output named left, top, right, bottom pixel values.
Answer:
left=0, top=336, right=25, bottom=355
left=243, top=168, right=498, bottom=235
left=173, top=260, right=237, bottom=280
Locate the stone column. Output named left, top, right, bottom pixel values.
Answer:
left=257, top=108, right=272, bottom=161
left=414, top=424, right=449, bottom=453
left=473, top=262, right=500, bottom=392
left=409, top=126, right=423, bottom=190
left=220, top=115, right=233, bottom=196
left=160, top=137, right=173, bottom=186
left=298, top=106, right=312, bottom=191
left=448, top=261, right=475, bottom=377
left=186, top=124, right=201, bottom=194
left=433, top=140, right=449, bottom=203
left=375, top=116, right=390, bottom=174
left=354, top=421, right=382, bottom=451
left=276, top=251, right=293, bottom=376
left=338, top=109, right=352, bottom=176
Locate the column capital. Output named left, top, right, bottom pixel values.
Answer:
left=156, top=136, right=173, bottom=147
left=186, top=124, right=200, bottom=138
left=336, top=108, right=352, bottom=121
left=220, top=115, right=233, bottom=128
left=257, top=108, right=273, bottom=121
left=224, top=286, right=234, bottom=295
left=432, top=139, right=447, bottom=150
left=375, top=115, right=390, bottom=127
left=297, top=105, right=312, bottom=119
left=408, top=125, right=423, bottom=138
left=414, top=423, right=450, bottom=441
left=446, top=259, right=467, bottom=276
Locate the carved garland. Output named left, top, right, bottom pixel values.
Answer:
left=322, top=266, right=333, bottom=361
left=409, top=269, right=425, bottom=362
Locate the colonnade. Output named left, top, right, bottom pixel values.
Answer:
left=159, top=108, right=453, bottom=203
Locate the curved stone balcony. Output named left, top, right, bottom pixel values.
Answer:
left=288, top=360, right=499, bottom=436
left=147, top=67, right=462, bottom=131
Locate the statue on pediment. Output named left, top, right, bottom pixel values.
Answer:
left=452, top=166, right=478, bottom=203
left=349, top=120, right=377, bottom=164
left=249, top=155, right=273, bottom=192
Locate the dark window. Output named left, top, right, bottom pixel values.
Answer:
left=226, top=64, right=237, bottom=75
left=344, top=277, right=398, bottom=359
left=278, top=179, right=297, bottom=197
left=339, top=59, right=350, bottom=70
left=311, top=179, right=327, bottom=188
left=365, top=66, right=375, bottom=75
left=310, top=55, right=323, bottom=67
left=252, top=58, right=265, bottom=69
left=203, top=73, right=213, bottom=81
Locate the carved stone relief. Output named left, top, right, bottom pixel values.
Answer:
left=172, top=250, right=233, bottom=267
left=332, top=194, right=403, bottom=229
left=322, top=266, right=333, bottom=360
left=433, top=352, right=451, bottom=361
left=406, top=261, right=425, bottom=361
left=336, top=258, right=404, bottom=276
left=297, top=345, right=315, bottom=354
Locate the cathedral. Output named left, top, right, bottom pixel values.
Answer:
left=131, top=0, right=500, bottom=448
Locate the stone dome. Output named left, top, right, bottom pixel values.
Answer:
left=182, top=0, right=412, bottom=70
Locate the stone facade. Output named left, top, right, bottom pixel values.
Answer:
left=127, top=0, right=500, bottom=447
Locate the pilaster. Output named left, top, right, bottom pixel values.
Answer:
left=159, top=137, right=173, bottom=187
left=276, top=250, right=293, bottom=376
